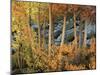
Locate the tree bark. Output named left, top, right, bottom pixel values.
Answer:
left=48, top=4, right=52, bottom=56
left=58, top=14, right=66, bottom=71
left=61, top=14, right=66, bottom=46
left=73, top=12, right=77, bottom=49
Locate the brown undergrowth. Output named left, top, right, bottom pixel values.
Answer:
left=12, top=38, right=96, bottom=74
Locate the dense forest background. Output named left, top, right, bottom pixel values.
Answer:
left=11, top=0, right=96, bottom=74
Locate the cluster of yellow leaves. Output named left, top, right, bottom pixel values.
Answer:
left=65, top=64, right=85, bottom=70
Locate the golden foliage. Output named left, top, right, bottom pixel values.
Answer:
left=12, top=1, right=96, bottom=73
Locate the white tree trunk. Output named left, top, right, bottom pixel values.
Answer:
left=73, top=12, right=77, bottom=49
left=48, top=4, right=52, bottom=56
left=61, top=14, right=66, bottom=46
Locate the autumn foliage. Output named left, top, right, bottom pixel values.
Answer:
left=11, top=0, right=96, bottom=74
